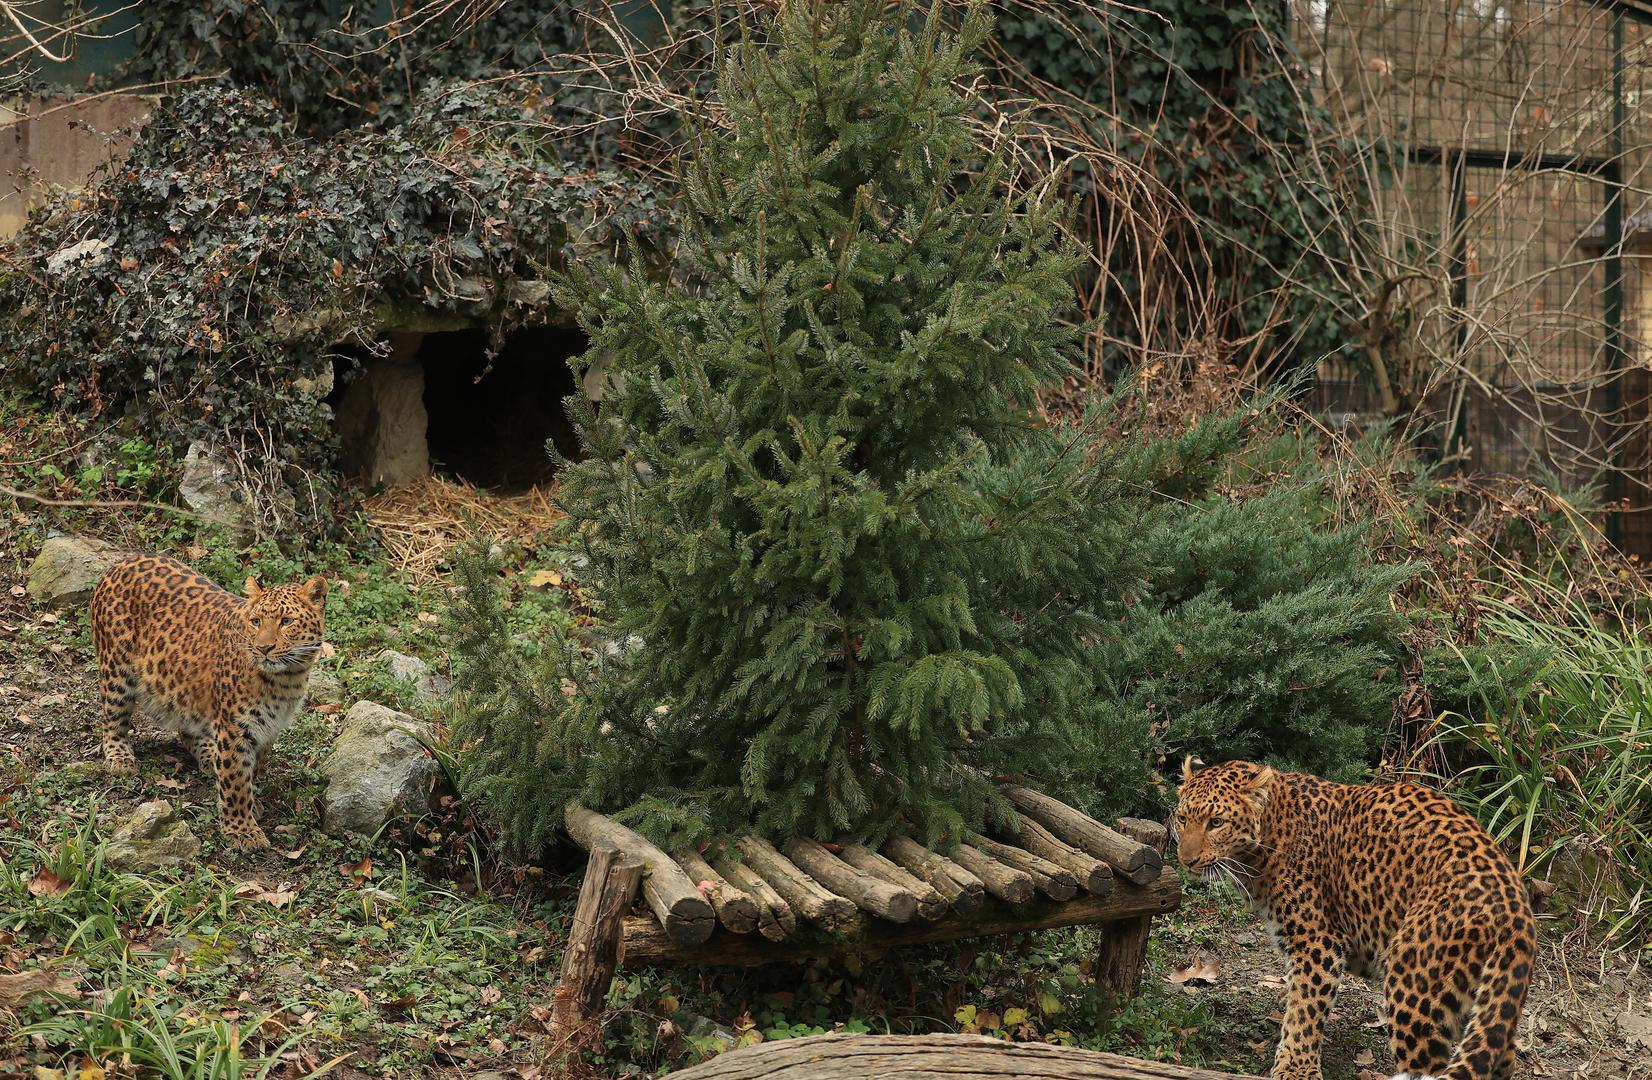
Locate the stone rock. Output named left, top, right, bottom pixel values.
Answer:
left=292, top=364, right=335, bottom=399
left=307, top=666, right=344, bottom=704
left=46, top=237, right=112, bottom=276
left=105, top=800, right=202, bottom=873
left=373, top=649, right=450, bottom=701
left=26, top=535, right=126, bottom=608
left=319, top=701, right=439, bottom=836
left=178, top=442, right=248, bottom=534
left=335, top=334, right=430, bottom=487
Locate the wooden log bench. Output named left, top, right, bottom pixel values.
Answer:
left=549, top=788, right=1179, bottom=1037
left=665, top=1031, right=1262, bottom=1079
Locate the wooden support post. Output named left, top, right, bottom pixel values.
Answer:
left=1094, top=817, right=1170, bottom=1006
left=548, top=844, right=644, bottom=1069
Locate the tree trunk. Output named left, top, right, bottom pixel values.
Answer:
left=1095, top=818, right=1172, bottom=1004
left=547, top=845, right=644, bottom=1067
left=664, top=1031, right=1262, bottom=1078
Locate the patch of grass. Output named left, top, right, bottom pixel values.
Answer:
left=1431, top=568, right=1652, bottom=948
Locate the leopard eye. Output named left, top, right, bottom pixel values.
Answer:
left=280, top=616, right=294, bottom=626
left=1207, top=818, right=1225, bottom=830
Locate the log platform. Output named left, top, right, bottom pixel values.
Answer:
left=560, top=790, right=1180, bottom=972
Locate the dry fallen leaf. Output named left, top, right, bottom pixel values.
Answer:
left=416, top=611, right=438, bottom=624
left=319, top=641, right=337, bottom=660
left=234, top=881, right=297, bottom=908
left=1353, top=1048, right=1376, bottom=1066
left=0, top=969, right=78, bottom=1007
left=527, top=569, right=563, bottom=589
left=27, top=866, right=71, bottom=898
left=1168, top=954, right=1222, bottom=986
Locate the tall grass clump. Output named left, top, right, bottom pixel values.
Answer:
left=1431, top=562, right=1652, bottom=948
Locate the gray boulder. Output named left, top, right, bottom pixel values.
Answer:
left=26, top=535, right=126, bottom=608
left=179, top=442, right=248, bottom=535
left=373, top=649, right=450, bottom=701
left=306, top=666, right=344, bottom=704
left=319, top=702, right=439, bottom=836
left=106, top=800, right=202, bottom=873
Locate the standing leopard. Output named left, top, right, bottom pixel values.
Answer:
left=91, top=554, right=328, bottom=852
left=1174, top=758, right=1534, bottom=1080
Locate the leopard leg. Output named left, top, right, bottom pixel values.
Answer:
left=190, top=729, right=216, bottom=775
left=99, top=671, right=139, bottom=775
left=1386, top=921, right=1473, bottom=1078
left=1271, top=933, right=1346, bottom=1080
left=214, top=722, right=269, bottom=852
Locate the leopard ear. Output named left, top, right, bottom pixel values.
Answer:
left=301, top=575, right=328, bottom=605
left=245, top=576, right=263, bottom=600
left=1248, top=765, right=1277, bottom=807
left=1180, top=755, right=1206, bottom=783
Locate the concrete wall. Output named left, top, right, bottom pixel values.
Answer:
left=0, top=92, right=155, bottom=237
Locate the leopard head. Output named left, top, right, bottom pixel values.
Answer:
left=1172, top=757, right=1276, bottom=883
left=243, top=574, right=328, bottom=672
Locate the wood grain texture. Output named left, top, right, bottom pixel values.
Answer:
left=664, top=1032, right=1262, bottom=1078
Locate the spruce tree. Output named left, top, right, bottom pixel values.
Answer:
left=453, top=0, right=1143, bottom=848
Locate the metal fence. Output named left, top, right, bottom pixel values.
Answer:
left=1293, top=0, right=1652, bottom=551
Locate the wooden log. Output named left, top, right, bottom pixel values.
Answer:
left=1002, top=786, right=1164, bottom=885
left=881, top=835, right=985, bottom=915
left=1095, top=818, right=1172, bottom=1004
left=736, top=836, right=860, bottom=934
left=621, top=864, right=1180, bottom=969
left=547, top=845, right=644, bottom=1064
left=836, top=844, right=947, bottom=920
left=782, top=838, right=917, bottom=923
left=564, top=803, right=716, bottom=945
left=964, top=831, right=1079, bottom=901
left=947, top=841, right=1035, bottom=904
left=664, top=1031, right=1261, bottom=1079
left=1002, top=816, right=1114, bottom=896
left=674, top=848, right=760, bottom=935
left=714, top=857, right=795, bottom=941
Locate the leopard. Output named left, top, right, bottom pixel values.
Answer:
left=1173, top=757, right=1535, bottom=1080
left=90, top=554, right=328, bottom=852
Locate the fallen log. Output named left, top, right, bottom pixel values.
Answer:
left=836, top=844, right=947, bottom=920
left=965, top=831, right=1079, bottom=901
left=947, top=841, right=1035, bottom=904
left=737, top=836, right=860, bottom=935
left=674, top=848, right=761, bottom=935
left=1002, top=787, right=1164, bottom=885
left=620, top=865, right=1180, bottom=968
left=881, top=835, right=985, bottom=915
left=714, top=856, right=795, bottom=941
left=564, top=803, right=715, bottom=945
left=1005, top=816, right=1115, bottom=896
left=664, top=1031, right=1259, bottom=1078
left=783, top=838, right=918, bottom=923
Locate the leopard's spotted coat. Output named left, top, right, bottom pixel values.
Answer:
left=1174, top=758, right=1534, bottom=1080
left=91, top=554, right=327, bottom=851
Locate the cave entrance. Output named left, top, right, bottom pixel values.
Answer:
left=334, top=324, right=586, bottom=492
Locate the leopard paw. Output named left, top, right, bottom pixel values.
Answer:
left=223, top=822, right=271, bottom=852
left=103, top=748, right=139, bottom=776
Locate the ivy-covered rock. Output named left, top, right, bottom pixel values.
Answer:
left=0, top=83, right=670, bottom=539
